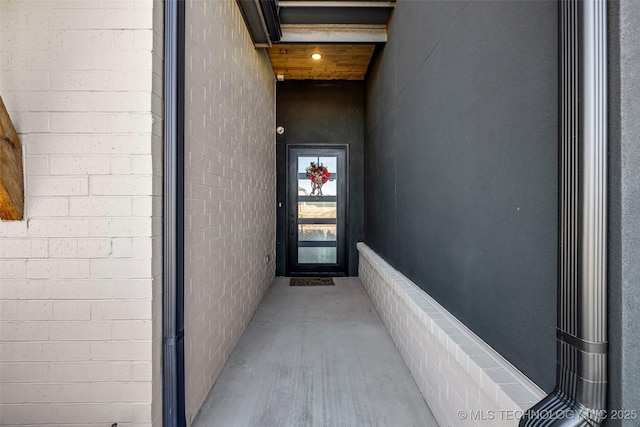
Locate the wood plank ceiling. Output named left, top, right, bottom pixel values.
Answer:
left=267, top=44, right=376, bottom=80
left=237, top=0, right=394, bottom=80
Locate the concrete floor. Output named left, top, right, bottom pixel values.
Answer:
left=191, top=277, right=439, bottom=427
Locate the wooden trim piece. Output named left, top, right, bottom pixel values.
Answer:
left=0, top=97, right=24, bottom=220
left=278, top=1, right=395, bottom=8
left=279, top=27, right=387, bottom=43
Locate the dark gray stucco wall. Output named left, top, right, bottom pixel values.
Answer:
left=608, top=1, right=640, bottom=424
left=276, top=81, right=364, bottom=277
left=364, top=1, right=557, bottom=390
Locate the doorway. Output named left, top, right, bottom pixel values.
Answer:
left=287, top=145, right=348, bottom=276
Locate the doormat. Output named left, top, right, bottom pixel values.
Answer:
left=290, top=277, right=335, bottom=287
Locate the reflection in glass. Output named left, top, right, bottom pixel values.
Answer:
left=298, top=202, right=336, bottom=219
left=298, top=247, right=337, bottom=264
left=298, top=224, right=337, bottom=241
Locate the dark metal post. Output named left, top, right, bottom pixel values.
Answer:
left=163, top=0, right=186, bottom=426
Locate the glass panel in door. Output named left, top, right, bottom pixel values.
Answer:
left=288, top=147, right=347, bottom=275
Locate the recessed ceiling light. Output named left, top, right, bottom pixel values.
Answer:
left=311, top=53, right=322, bottom=60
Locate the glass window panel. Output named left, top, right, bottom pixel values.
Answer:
left=298, top=156, right=337, bottom=176
left=318, top=156, right=337, bottom=172
left=298, top=224, right=337, bottom=241
left=298, top=155, right=337, bottom=196
left=298, top=157, right=318, bottom=173
left=319, top=180, right=336, bottom=196
left=298, top=247, right=337, bottom=264
left=298, top=202, right=336, bottom=219
left=298, top=179, right=336, bottom=196
left=298, top=179, right=313, bottom=196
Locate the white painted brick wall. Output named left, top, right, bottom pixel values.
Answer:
left=183, top=1, right=276, bottom=424
left=0, top=0, right=163, bottom=425
left=357, top=243, right=545, bottom=427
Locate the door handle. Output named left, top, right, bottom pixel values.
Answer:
left=290, top=220, right=295, bottom=237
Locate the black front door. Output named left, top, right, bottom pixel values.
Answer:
left=287, top=146, right=348, bottom=275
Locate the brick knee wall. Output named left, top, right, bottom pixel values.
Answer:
left=357, top=243, right=544, bottom=427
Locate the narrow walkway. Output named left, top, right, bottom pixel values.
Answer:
left=192, top=277, right=438, bottom=427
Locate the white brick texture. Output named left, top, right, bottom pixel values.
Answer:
left=183, top=1, right=276, bottom=424
left=0, top=1, right=163, bottom=425
left=357, top=243, right=545, bottom=427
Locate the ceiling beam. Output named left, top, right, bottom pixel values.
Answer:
left=279, top=25, right=387, bottom=43
left=236, top=0, right=281, bottom=46
left=278, top=1, right=395, bottom=8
